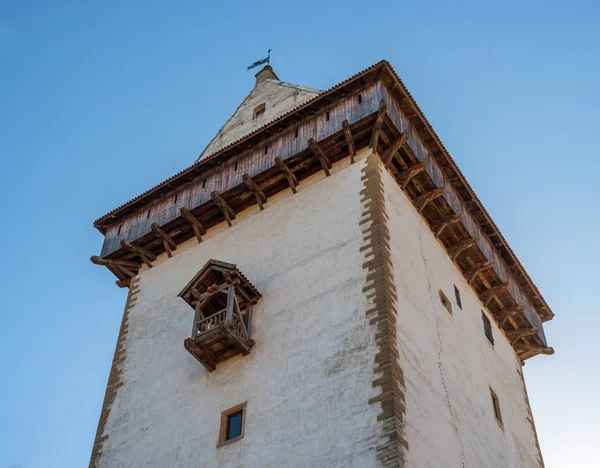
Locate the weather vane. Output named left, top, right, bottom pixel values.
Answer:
left=247, top=49, right=271, bottom=70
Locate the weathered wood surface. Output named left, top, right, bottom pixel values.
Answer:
left=100, top=82, right=382, bottom=257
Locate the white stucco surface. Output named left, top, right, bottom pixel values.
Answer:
left=99, top=152, right=382, bottom=468
left=381, top=167, right=540, bottom=468
left=199, top=79, right=320, bottom=159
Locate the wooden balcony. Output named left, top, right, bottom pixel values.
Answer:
left=180, top=260, right=261, bottom=372
left=184, top=308, right=255, bottom=372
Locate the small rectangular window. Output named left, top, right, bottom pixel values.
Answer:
left=218, top=402, right=246, bottom=447
left=482, top=311, right=494, bottom=344
left=117, top=225, right=122, bottom=235
left=358, top=94, right=362, bottom=104
left=146, top=209, right=151, bottom=219
left=454, top=285, right=462, bottom=309
left=439, top=290, right=452, bottom=314
left=326, top=111, right=330, bottom=121
left=234, top=160, right=238, bottom=171
left=174, top=193, right=178, bottom=204
left=202, top=178, right=207, bottom=189
left=295, top=128, right=298, bottom=139
left=253, top=103, right=266, bottom=119
left=490, top=387, right=503, bottom=428
left=264, top=144, right=268, bottom=155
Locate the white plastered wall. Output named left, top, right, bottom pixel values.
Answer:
left=200, top=80, right=319, bottom=159
left=381, top=166, right=540, bottom=468
left=99, top=150, right=382, bottom=468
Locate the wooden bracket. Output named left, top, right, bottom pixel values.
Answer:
left=516, top=344, right=554, bottom=358
left=211, top=191, right=236, bottom=227
left=180, top=208, right=207, bottom=243
left=463, top=259, right=494, bottom=285
left=91, top=255, right=140, bottom=280
left=398, top=162, right=427, bottom=190
left=447, top=237, right=477, bottom=261
left=495, top=304, right=524, bottom=328
left=308, top=138, right=332, bottom=177
left=151, top=223, right=177, bottom=258
left=120, top=239, right=156, bottom=268
left=506, top=326, right=539, bottom=344
left=382, top=132, right=408, bottom=168
left=275, top=157, right=298, bottom=194
left=430, top=213, right=462, bottom=238
left=370, top=99, right=387, bottom=151
left=342, top=120, right=356, bottom=164
left=479, top=282, right=511, bottom=307
left=414, top=187, right=445, bottom=213
left=242, top=174, right=267, bottom=210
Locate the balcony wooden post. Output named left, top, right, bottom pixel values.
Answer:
left=225, top=285, right=235, bottom=323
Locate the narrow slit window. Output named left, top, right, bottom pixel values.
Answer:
left=439, top=290, right=452, bottom=314
left=253, top=103, right=266, bottom=119
left=358, top=94, right=362, bottom=104
left=117, top=225, right=122, bottom=235
left=218, top=403, right=246, bottom=447
left=326, top=111, right=330, bottom=121
left=202, top=178, right=206, bottom=189
left=482, top=311, right=494, bottom=344
left=146, top=209, right=151, bottom=219
left=295, top=128, right=299, bottom=139
left=234, top=160, right=238, bottom=171
left=454, top=285, right=462, bottom=309
left=174, top=194, right=178, bottom=204
left=490, top=387, right=503, bottom=428
left=264, top=145, right=268, bottom=155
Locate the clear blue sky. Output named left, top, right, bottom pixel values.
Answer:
left=1, top=1, right=598, bottom=467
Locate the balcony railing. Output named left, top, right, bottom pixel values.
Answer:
left=193, top=308, right=249, bottom=339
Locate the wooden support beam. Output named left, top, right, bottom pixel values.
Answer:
left=91, top=255, right=139, bottom=279
left=275, top=156, right=298, bottom=194
left=242, top=174, right=267, bottom=210
left=463, top=259, right=494, bottom=285
left=516, top=343, right=554, bottom=360
left=479, top=282, right=511, bottom=307
left=370, top=99, right=387, bottom=151
left=381, top=132, right=408, bottom=168
left=151, top=223, right=176, bottom=258
left=308, top=138, right=332, bottom=176
left=120, top=239, right=156, bottom=268
left=184, top=338, right=216, bottom=371
left=505, top=326, right=539, bottom=344
left=180, top=208, right=207, bottom=243
left=430, top=213, right=462, bottom=238
left=413, top=187, right=445, bottom=213
left=495, top=305, right=524, bottom=328
left=397, top=162, right=427, bottom=190
left=342, top=120, right=356, bottom=164
left=91, top=256, right=140, bottom=269
left=211, top=191, right=236, bottom=227
left=116, top=279, right=131, bottom=288
left=447, top=237, right=477, bottom=261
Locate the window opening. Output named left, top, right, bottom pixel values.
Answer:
left=253, top=103, right=266, bottom=119
left=218, top=402, right=247, bottom=447
left=358, top=94, right=362, bottom=104
left=295, top=128, right=299, bottom=139
left=482, top=311, right=494, bottom=344
left=439, top=290, right=452, bottom=314
left=146, top=209, right=151, bottom=219
left=202, top=178, right=206, bottom=189
left=490, top=387, right=503, bottom=427
left=326, top=111, right=330, bottom=121
left=174, top=194, right=178, bottom=204
left=454, top=285, right=462, bottom=309
left=117, top=225, right=122, bottom=235
left=264, top=145, right=268, bottom=155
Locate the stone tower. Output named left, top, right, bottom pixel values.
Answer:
left=90, top=61, right=554, bottom=468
